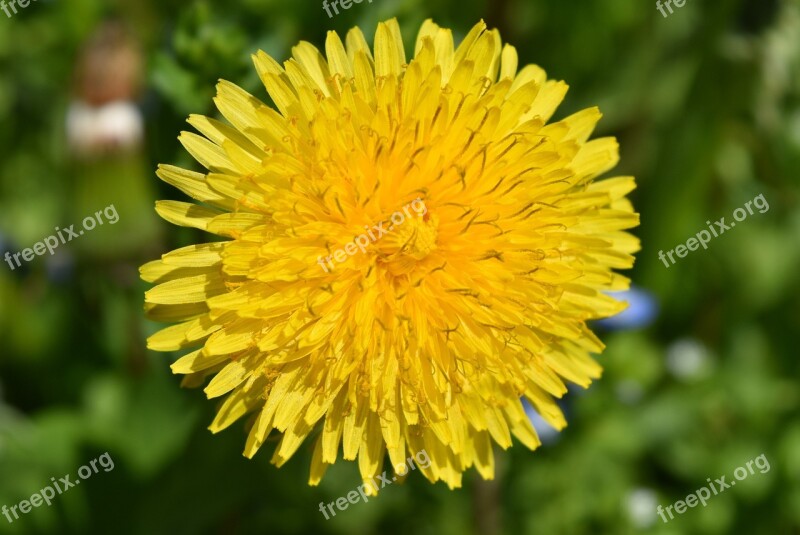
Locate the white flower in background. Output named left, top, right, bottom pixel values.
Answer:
left=666, top=338, right=712, bottom=381
left=66, top=101, right=143, bottom=155
left=625, top=487, right=659, bottom=528
left=67, top=20, right=143, bottom=158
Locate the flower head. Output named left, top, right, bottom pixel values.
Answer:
left=142, top=18, right=639, bottom=490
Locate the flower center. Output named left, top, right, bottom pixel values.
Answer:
left=394, top=213, right=438, bottom=259
left=378, top=211, right=439, bottom=275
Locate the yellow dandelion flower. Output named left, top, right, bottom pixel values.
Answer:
left=142, top=18, right=640, bottom=491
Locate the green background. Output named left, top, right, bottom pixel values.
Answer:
left=1, top=0, right=798, bottom=533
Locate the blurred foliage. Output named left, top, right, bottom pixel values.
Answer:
left=1, top=0, right=799, bottom=534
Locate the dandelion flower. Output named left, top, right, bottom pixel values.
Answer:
left=142, top=18, right=640, bottom=490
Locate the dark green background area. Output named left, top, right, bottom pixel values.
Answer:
left=1, top=0, right=798, bottom=533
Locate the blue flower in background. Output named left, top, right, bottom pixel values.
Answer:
left=45, top=249, right=75, bottom=284
left=596, top=286, right=658, bottom=330
left=521, top=398, right=562, bottom=445
left=0, top=231, right=29, bottom=278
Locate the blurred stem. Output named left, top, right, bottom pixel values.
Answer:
left=473, top=455, right=502, bottom=535
left=485, top=0, right=511, bottom=34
